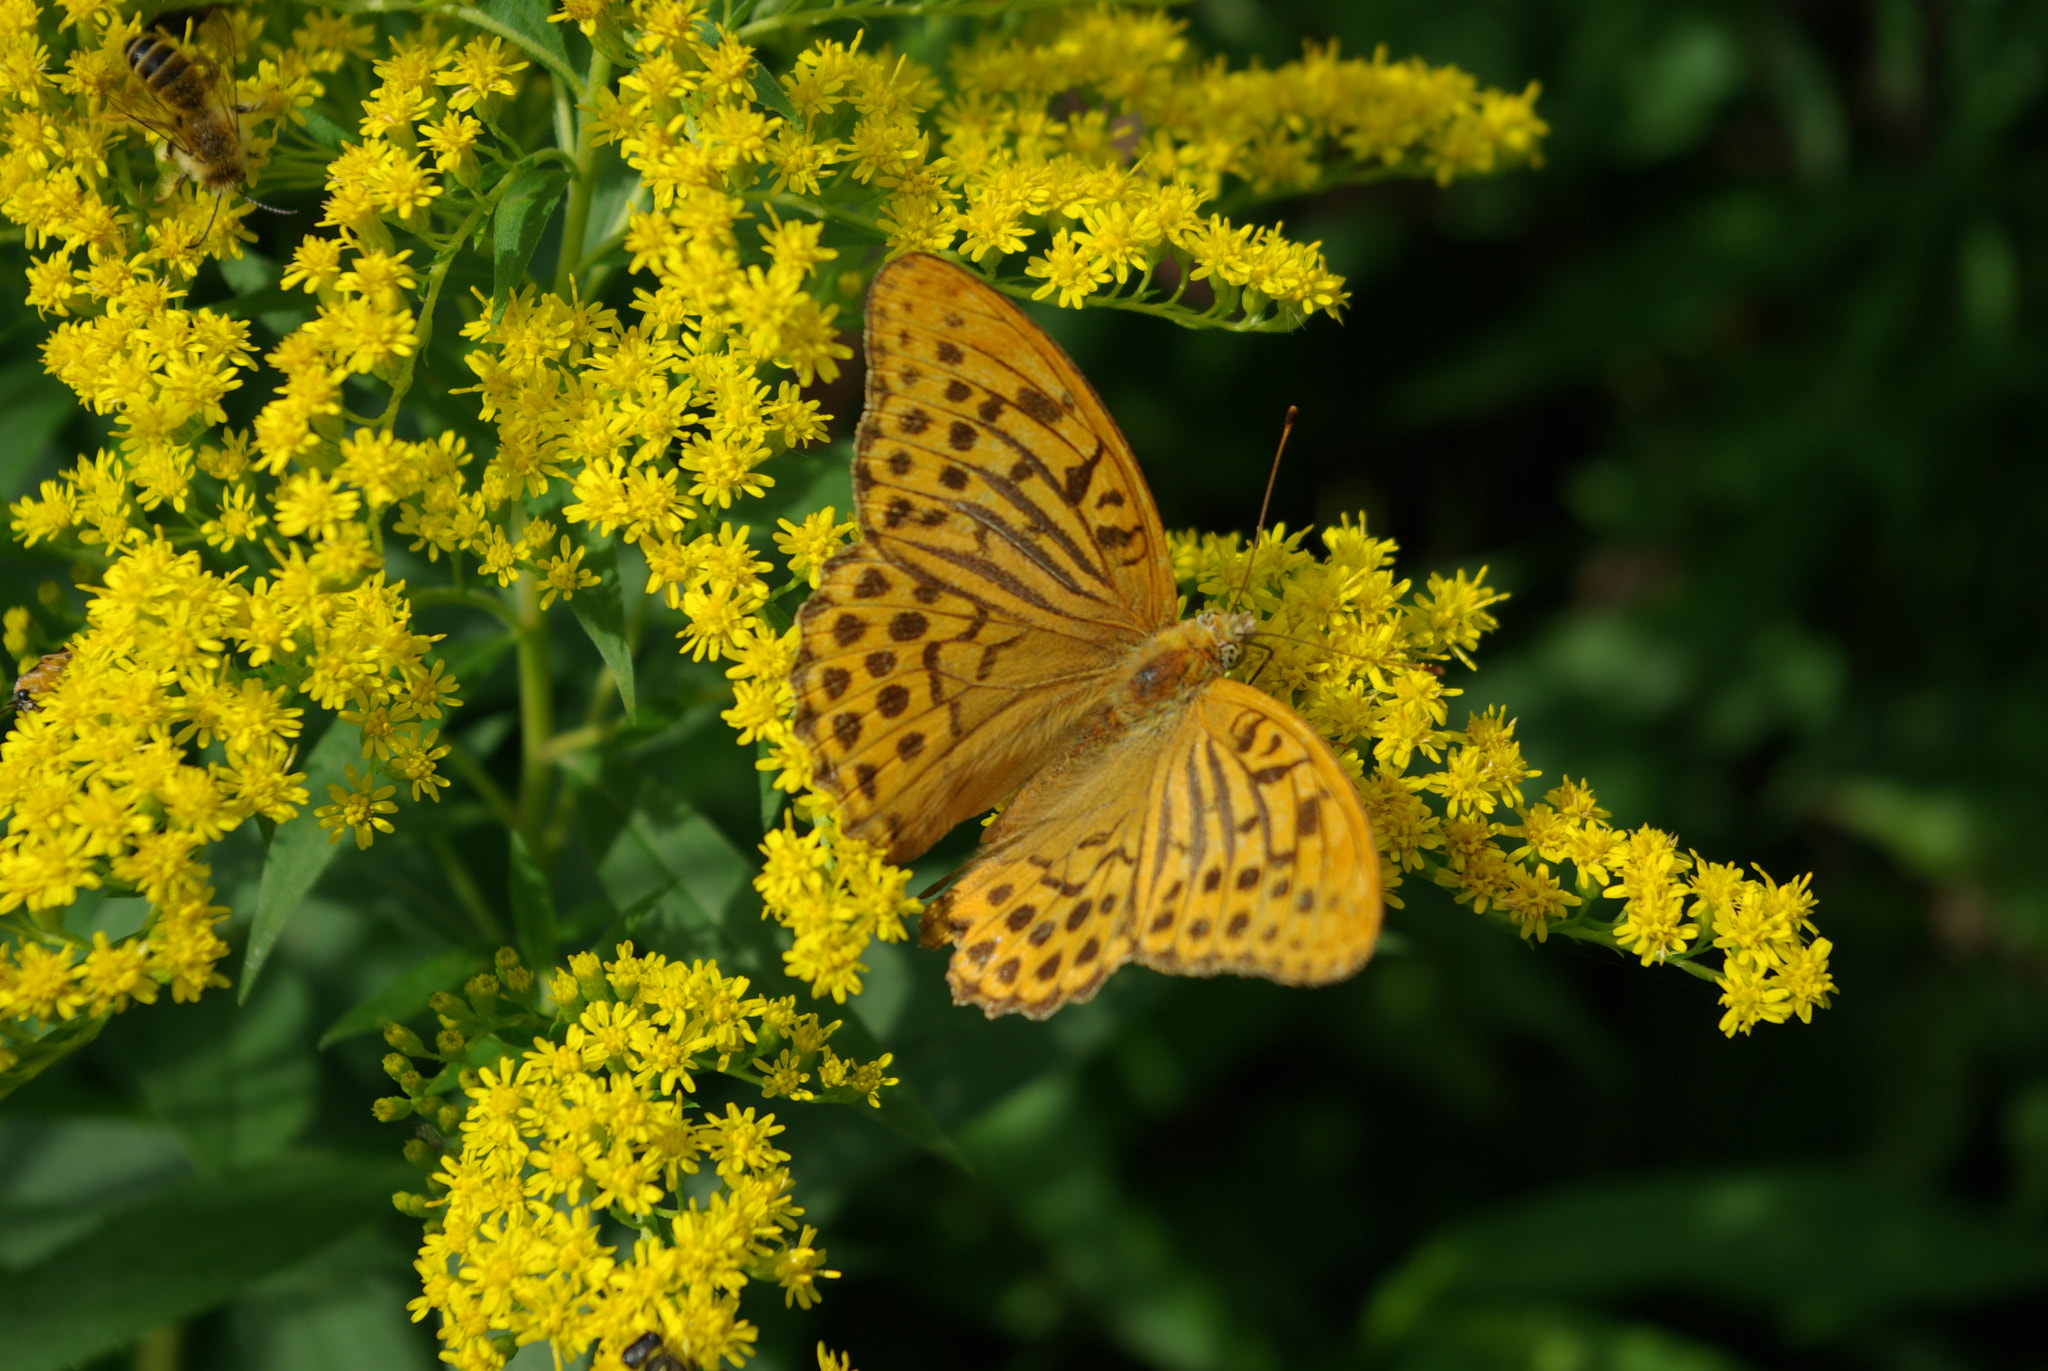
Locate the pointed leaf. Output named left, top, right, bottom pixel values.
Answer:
left=751, top=62, right=801, bottom=128
left=569, top=535, right=637, bottom=721
left=508, top=832, right=559, bottom=973
left=241, top=721, right=357, bottom=1000
left=318, top=948, right=489, bottom=1049
left=491, top=158, right=571, bottom=316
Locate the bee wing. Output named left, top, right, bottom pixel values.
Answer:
left=151, top=6, right=242, bottom=106
left=102, top=72, right=188, bottom=151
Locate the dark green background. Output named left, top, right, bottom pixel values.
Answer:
left=2, top=0, right=2044, bottom=1367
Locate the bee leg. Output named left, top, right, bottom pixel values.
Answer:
left=151, top=152, right=190, bottom=202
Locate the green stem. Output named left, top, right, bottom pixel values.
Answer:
left=539, top=719, right=616, bottom=764
left=442, top=739, right=519, bottom=832
left=764, top=191, right=886, bottom=237
left=1545, top=917, right=1723, bottom=984
left=513, top=553, right=554, bottom=850
left=734, top=0, right=1125, bottom=41
left=555, top=53, right=614, bottom=297
left=379, top=199, right=492, bottom=428
left=426, top=832, right=510, bottom=943
left=1061, top=287, right=1307, bottom=333
left=410, top=584, right=522, bottom=630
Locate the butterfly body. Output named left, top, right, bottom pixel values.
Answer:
left=791, top=255, right=1381, bottom=1019
left=1024, top=611, right=1253, bottom=775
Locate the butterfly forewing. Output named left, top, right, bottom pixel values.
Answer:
left=798, top=256, right=1177, bottom=863
left=794, top=543, right=1133, bottom=863
left=856, top=254, right=1177, bottom=639
left=1132, top=681, right=1382, bottom=984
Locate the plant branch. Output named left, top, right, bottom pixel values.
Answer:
left=555, top=52, right=613, bottom=297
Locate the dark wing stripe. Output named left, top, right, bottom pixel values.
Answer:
left=1204, top=738, right=1239, bottom=871
left=864, top=387, right=1121, bottom=593
left=895, top=534, right=1068, bottom=609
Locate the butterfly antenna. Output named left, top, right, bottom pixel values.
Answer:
left=1228, top=404, right=1297, bottom=614
left=1242, top=639, right=1276, bottom=688
left=1248, top=627, right=1416, bottom=673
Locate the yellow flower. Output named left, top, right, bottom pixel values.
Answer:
left=317, top=763, right=400, bottom=849
left=538, top=535, right=602, bottom=608
left=773, top=507, right=857, bottom=588
left=436, top=36, right=528, bottom=111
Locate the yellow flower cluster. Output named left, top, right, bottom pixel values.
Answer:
left=1172, top=525, right=1835, bottom=1036
left=555, top=0, right=1531, bottom=1002
left=935, top=13, right=1547, bottom=314
left=0, top=530, right=455, bottom=1073
left=733, top=8, right=1550, bottom=323
left=389, top=946, right=888, bottom=1371
left=0, top=4, right=466, bottom=1074
left=754, top=813, right=921, bottom=1004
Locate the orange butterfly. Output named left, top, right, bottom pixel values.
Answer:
left=790, top=254, right=1381, bottom=1019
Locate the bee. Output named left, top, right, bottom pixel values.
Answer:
left=113, top=7, right=285, bottom=239
left=11, top=650, right=72, bottom=714
left=620, top=1333, right=683, bottom=1370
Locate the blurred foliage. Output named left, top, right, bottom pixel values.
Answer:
left=2, top=0, right=2045, bottom=1368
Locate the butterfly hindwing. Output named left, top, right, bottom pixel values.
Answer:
left=928, top=679, right=1382, bottom=1018
left=1132, top=680, right=1382, bottom=985
left=925, top=753, right=1149, bottom=1019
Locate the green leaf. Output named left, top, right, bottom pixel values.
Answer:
left=213, top=249, right=274, bottom=297
left=569, top=535, right=637, bottom=722
left=1375, top=1303, right=1755, bottom=1371
left=508, top=832, right=560, bottom=973
left=132, top=973, right=318, bottom=1172
left=598, top=808, right=734, bottom=935
left=0, top=1153, right=413, bottom=1371
left=0, top=360, right=74, bottom=500
left=1364, top=1169, right=2048, bottom=1341
left=751, top=61, right=801, bottom=129
left=0, top=1118, right=190, bottom=1270
left=317, top=948, right=489, bottom=1050
left=240, top=720, right=357, bottom=1001
left=490, top=158, right=571, bottom=318
left=816, top=1009, right=969, bottom=1171
left=224, top=1272, right=435, bottom=1371
left=292, top=106, right=352, bottom=152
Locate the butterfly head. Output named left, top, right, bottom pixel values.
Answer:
left=1194, top=610, right=1259, bottom=672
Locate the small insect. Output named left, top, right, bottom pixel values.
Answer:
left=620, top=1333, right=682, bottom=1370
left=11, top=650, right=72, bottom=713
left=113, top=7, right=285, bottom=239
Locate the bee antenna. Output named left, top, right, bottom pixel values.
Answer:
left=238, top=192, right=293, bottom=215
